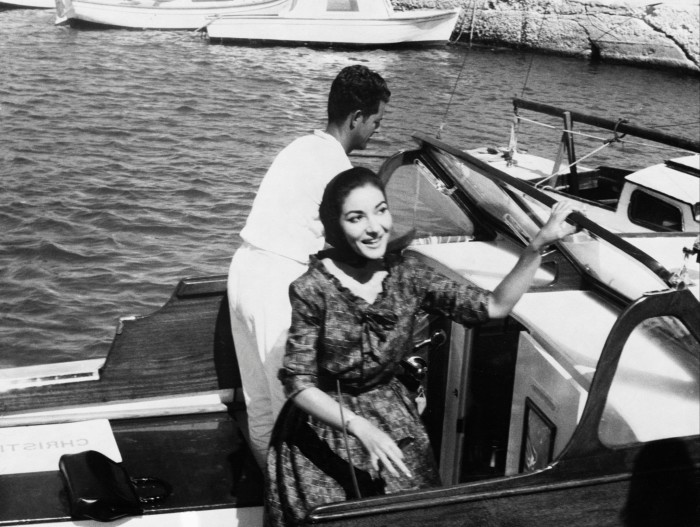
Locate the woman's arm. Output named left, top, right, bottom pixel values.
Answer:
left=488, top=201, right=576, bottom=319
left=292, top=387, right=413, bottom=478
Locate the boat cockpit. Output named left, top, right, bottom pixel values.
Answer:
left=371, top=132, right=700, bottom=492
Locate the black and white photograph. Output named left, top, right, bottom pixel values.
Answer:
left=1, top=1, right=699, bottom=525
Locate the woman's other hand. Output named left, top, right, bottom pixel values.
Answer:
left=347, top=416, right=413, bottom=479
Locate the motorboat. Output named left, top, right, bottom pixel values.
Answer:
left=205, top=0, right=461, bottom=47
left=1, top=128, right=698, bottom=526
left=468, top=98, right=700, bottom=235
left=53, top=0, right=288, bottom=30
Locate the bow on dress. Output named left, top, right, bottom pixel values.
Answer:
left=362, top=307, right=398, bottom=343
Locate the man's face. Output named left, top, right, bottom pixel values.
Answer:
left=351, top=100, right=387, bottom=151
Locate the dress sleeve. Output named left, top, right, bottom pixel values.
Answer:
left=407, top=255, right=491, bottom=327
left=278, top=279, right=323, bottom=399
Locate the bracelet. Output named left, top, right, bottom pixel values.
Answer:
left=344, top=415, right=361, bottom=434
left=526, top=243, right=548, bottom=256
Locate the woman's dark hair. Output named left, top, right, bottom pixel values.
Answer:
left=327, top=65, right=391, bottom=123
left=320, top=167, right=386, bottom=250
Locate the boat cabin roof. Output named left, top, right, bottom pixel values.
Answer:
left=625, top=154, right=700, bottom=205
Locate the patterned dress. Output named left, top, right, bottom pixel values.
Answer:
left=265, top=251, right=491, bottom=526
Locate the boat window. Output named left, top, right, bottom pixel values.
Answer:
left=599, top=316, right=700, bottom=447
left=628, top=190, right=683, bottom=231
left=326, top=0, right=359, bottom=11
left=555, top=224, right=670, bottom=300
left=383, top=157, right=475, bottom=241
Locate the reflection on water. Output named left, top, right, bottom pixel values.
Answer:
left=1, top=8, right=698, bottom=366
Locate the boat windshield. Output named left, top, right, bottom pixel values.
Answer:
left=428, top=147, right=672, bottom=301
left=600, top=315, right=700, bottom=446
left=383, top=155, right=476, bottom=243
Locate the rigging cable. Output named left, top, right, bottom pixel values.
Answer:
left=512, top=1, right=554, bottom=159
left=436, top=45, right=470, bottom=139
left=518, top=115, right=695, bottom=153
left=518, top=0, right=554, bottom=99
left=437, top=0, right=482, bottom=138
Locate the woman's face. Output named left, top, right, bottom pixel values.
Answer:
left=339, top=184, right=392, bottom=260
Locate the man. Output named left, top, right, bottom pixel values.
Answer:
left=228, top=65, right=390, bottom=469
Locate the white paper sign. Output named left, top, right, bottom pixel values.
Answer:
left=0, top=419, right=121, bottom=475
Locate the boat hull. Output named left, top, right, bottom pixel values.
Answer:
left=206, top=10, right=461, bottom=47
left=0, top=0, right=53, bottom=8
left=9, top=500, right=262, bottom=526
left=54, top=0, right=287, bottom=30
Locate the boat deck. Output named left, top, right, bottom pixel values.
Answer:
left=0, top=412, right=264, bottom=525
left=0, top=277, right=264, bottom=525
left=0, top=276, right=238, bottom=419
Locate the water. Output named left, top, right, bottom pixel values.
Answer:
left=1, top=8, right=698, bottom=367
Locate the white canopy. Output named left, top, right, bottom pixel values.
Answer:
left=626, top=154, right=700, bottom=206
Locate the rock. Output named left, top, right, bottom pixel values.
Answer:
left=392, top=0, right=700, bottom=73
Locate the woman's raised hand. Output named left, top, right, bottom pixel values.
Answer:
left=531, top=201, right=578, bottom=250
left=347, top=416, right=413, bottom=479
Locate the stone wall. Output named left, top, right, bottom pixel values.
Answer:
left=392, top=0, right=700, bottom=73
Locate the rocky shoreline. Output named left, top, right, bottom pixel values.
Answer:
left=393, top=0, right=699, bottom=73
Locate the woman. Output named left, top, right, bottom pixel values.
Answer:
left=266, top=167, right=575, bottom=526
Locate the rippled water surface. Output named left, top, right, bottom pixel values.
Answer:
left=1, top=7, right=698, bottom=366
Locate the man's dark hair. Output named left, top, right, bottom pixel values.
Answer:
left=327, top=65, right=390, bottom=123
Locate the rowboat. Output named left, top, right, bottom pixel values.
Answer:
left=205, top=0, right=461, bottom=47
left=53, top=0, right=288, bottom=30
left=2, top=124, right=698, bottom=525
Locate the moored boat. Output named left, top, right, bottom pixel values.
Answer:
left=205, top=0, right=461, bottom=47
left=1, top=125, right=698, bottom=526
left=468, top=98, right=700, bottom=235
left=53, top=0, right=288, bottom=30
